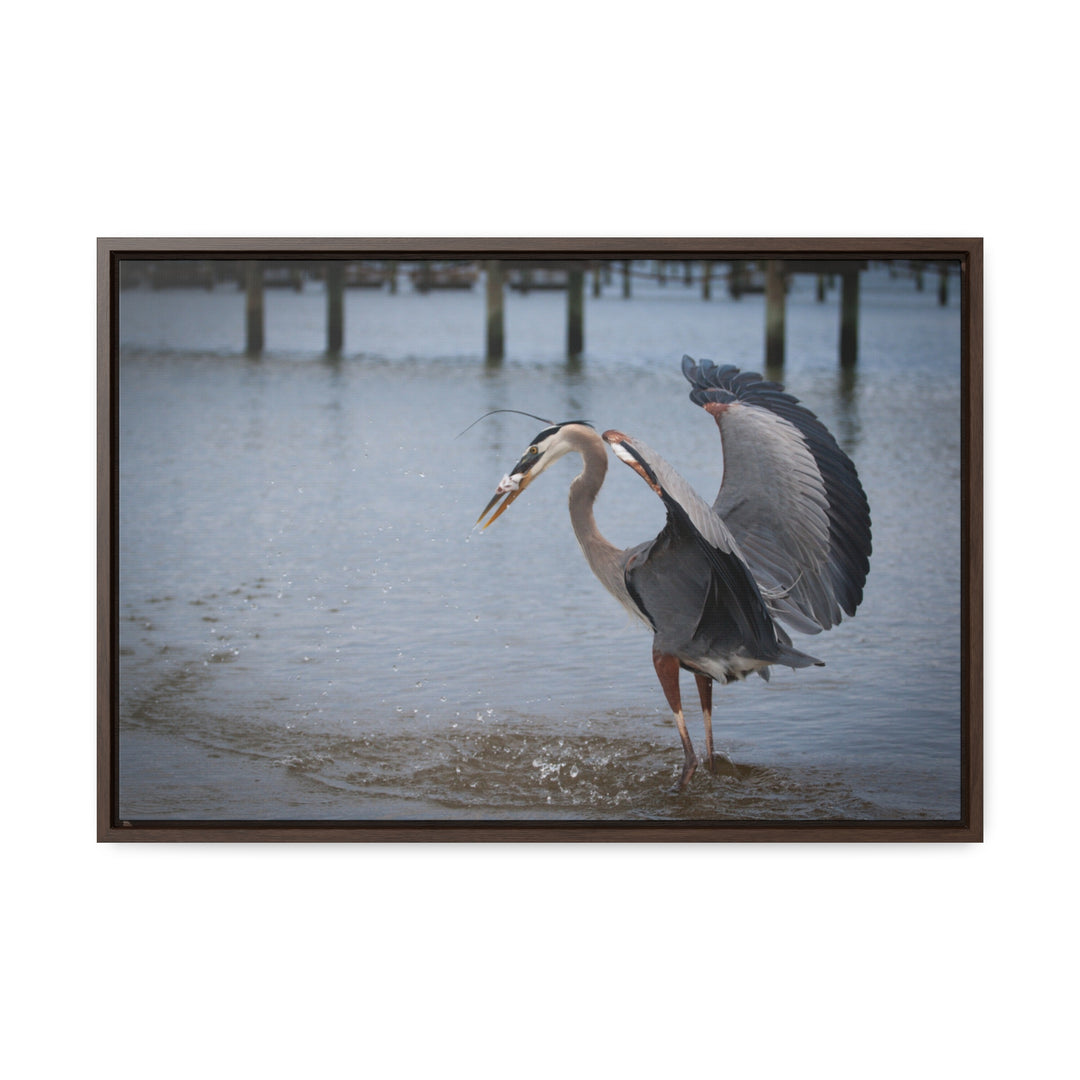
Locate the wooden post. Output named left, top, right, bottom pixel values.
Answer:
left=816, top=273, right=827, bottom=302
left=485, top=261, right=504, bottom=362
left=913, top=261, right=925, bottom=291
left=840, top=268, right=860, bottom=368
left=683, top=261, right=692, bottom=286
left=387, top=261, right=398, bottom=294
left=592, top=266, right=602, bottom=297
left=622, top=260, right=632, bottom=298
left=764, top=260, right=786, bottom=369
left=657, top=261, right=667, bottom=286
left=701, top=261, right=712, bottom=300
left=938, top=264, right=949, bottom=306
left=729, top=260, right=745, bottom=299
left=567, top=267, right=584, bottom=357
left=326, top=262, right=344, bottom=355
left=245, top=261, right=264, bottom=356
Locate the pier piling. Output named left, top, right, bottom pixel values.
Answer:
left=326, top=262, right=344, bottom=355
left=840, top=268, right=860, bottom=368
left=729, top=260, right=747, bottom=299
left=567, top=268, right=584, bottom=357
left=622, top=261, right=632, bottom=299
left=764, top=260, right=786, bottom=368
left=245, top=261, right=264, bottom=356
left=485, top=261, right=504, bottom=362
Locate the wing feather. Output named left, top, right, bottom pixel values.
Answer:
left=681, top=355, right=872, bottom=632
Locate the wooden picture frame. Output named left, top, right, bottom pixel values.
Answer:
left=98, top=237, right=982, bottom=842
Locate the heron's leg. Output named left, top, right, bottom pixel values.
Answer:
left=653, top=650, right=696, bottom=792
left=694, top=672, right=716, bottom=770
left=695, top=671, right=736, bottom=776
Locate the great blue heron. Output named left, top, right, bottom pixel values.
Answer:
left=476, top=356, right=872, bottom=792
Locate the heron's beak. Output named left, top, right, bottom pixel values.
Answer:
left=475, top=469, right=535, bottom=529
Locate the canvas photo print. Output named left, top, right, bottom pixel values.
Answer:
left=102, top=243, right=976, bottom=837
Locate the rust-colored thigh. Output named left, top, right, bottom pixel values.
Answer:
left=652, top=650, right=682, bottom=714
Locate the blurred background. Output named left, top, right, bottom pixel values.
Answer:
left=117, top=255, right=962, bottom=821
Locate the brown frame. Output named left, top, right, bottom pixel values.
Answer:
left=98, top=237, right=982, bottom=842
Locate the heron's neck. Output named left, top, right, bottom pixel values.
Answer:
left=565, top=426, right=621, bottom=578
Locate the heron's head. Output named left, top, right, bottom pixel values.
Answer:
left=476, top=421, right=590, bottom=529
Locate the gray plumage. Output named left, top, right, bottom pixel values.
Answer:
left=476, top=357, right=872, bottom=791
left=681, top=356, right=870, bottom=634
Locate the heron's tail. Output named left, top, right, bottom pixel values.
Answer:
left=774, top=643, right=824, bottom=669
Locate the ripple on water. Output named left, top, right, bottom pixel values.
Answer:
left=120, top=703, right=944, bottom=821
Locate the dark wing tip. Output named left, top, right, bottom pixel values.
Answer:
left=681, top=355, right=788, bottom=409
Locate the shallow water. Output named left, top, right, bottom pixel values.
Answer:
left=116, top=265, right=962, bottom=821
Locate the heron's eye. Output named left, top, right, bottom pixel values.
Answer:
left=528, top=445, right=539, bottom=455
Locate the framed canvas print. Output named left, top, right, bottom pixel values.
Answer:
left=98, top=238, right=981, bottom=841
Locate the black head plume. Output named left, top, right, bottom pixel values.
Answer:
left=457, top=409, right=554, bottom=438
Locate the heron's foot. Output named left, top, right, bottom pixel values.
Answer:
left=704, top=751, right=739, bottom=778
left=670, top=755, right=698, bottom=794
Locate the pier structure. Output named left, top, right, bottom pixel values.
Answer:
left=760, top=259, right=868, bottom=370
left=482, top=260, right=587, bottom=363
left=128, top=256, right=954, bottom=368
left=478, top=257, right=874, bottom=369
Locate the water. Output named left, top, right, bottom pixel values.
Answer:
left=116, top=265, right=962, bottom=821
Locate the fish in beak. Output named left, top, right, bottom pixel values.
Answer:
left=475, top=422, right=587, bottom=529
left=475, top=448, right=541, bottom=529
left=479, top=434, right=561, bottom=527
left=475, top=471, right=534, bottom=529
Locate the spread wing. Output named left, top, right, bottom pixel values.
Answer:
left=681, top=355, right=872, bottom=634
